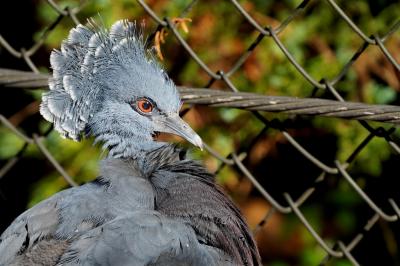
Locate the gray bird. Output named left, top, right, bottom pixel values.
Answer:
left=0, top=20, right=261, bottom=266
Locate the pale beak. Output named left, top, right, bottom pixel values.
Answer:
left=155, top=113, right=204, bottom=150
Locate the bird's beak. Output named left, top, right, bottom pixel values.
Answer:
left=155, top=113, right=204, bottom=150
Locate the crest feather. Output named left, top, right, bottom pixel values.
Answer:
left=40, top=19, right=156, bottom=140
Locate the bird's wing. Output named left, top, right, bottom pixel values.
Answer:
left=0, top=182, right=107, bottom=266
left=59, top=210, right=233, bottom=266
left=0, top=193, right=64, bottom=265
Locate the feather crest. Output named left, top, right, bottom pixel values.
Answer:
left=40, top=19, right=159, bottom=140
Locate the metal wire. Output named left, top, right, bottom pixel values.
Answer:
left=3, top=71, right=400, bottom=125
left=0, top=0, right=399, bottom=264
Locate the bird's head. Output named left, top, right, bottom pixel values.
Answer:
left=40, top=20, right=203, bottom=158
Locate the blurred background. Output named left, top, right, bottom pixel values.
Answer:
left=1, top=0, right=400, bottom=265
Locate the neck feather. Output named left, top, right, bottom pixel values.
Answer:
left=94, top=132, right=167, bottom=160
left=101, top=144, right=185, bottom=177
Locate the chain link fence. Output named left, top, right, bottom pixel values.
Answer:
left=1, top=0, right=400, bottom=265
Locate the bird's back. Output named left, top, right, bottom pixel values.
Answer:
left=150, top=147, right=260, bottom=265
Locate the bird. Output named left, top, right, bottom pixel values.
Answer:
left=0, top=20, right=261, bottom=266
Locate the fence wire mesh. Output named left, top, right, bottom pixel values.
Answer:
left=1, top=0, right=400, bottom=265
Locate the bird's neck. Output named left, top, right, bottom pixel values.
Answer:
left=105, top=143, right=183, bottom=177
left=96, top=144, right=186, bottom=214
left=98, top=132, right=168, bottom=161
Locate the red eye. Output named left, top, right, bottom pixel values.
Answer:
left=137, top=99, right=154, bottom=113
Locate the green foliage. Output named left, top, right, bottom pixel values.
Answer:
left=0, top=128, right=25, bottom=159
left=300, top=245, right=326, bottom=266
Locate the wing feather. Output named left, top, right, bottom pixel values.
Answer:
left=0, top=196, right=61, bottom=265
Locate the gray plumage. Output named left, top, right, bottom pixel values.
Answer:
left=0, top=20, right=261, bottom=265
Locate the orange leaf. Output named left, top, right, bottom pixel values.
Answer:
left=154, top=31, right=164, bottom=61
